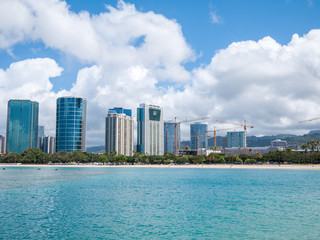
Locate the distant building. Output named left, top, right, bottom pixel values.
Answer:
left=222, top=136, right=227, bottom=149
left=0, top=135, right=6, bottom=154
left=227, top=131, right=245, bottom=148
left=108, top=107, right=132, bottom=117
left=137, top=103, right=164, bottom=155
left=225, top=146, right=281, bottom=156
left=180, top=140, right=191, bottom=151
left=38, top=125, right=45, bottom=148
left=271, top=139, right=287, bottom=149
left=190, top=122, right=208, bottom=151
left=164, top=121, right=180, bottom=155
left=6, top=100, right=39, bottom=154
left=56, top=97, right=87, bottom=152
left=38, top=126, right=45, bottom=138
left=39, top=136, right=55, bottom=154
left=105, top=109, right=134, bottom=156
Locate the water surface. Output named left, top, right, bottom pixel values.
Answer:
left=1, top=167, right=320, bottom=239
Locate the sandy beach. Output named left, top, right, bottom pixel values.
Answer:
left=1, top=163, right=320, bottom=170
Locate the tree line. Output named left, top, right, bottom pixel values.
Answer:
left=1, top=147, right=320, bottom=165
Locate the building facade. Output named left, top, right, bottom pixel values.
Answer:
left=105, top=110, right=134, bottom=156
left=137, top=104, right=164, bottom=155
left=38, top=125, right=45, bottom=148
left=190, top=122, right=208, bottom=151
left=108, top=107, right=132, bottom=117
left=164, top=121, right=180, bottom=155
left=6, top=100, right=39, bottom=154
left=39, top=136, right=55, bottom=154
left=271, top=139, right=287, bottom=148
left=227, top=131, right=245, bottom=148
left=56, top=97, right=87, bottom=152
left=0, top=135, right=6, bottom=154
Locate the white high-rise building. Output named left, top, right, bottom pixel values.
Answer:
left=137, top=104, right=164, bottom=155
left=105, top=110, right=134, bottom=156
left=39, top=136, right=55, bottom=154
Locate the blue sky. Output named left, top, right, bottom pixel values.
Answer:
left=1, top=0, right=319, bottom=92
left=0, top=0, right=320, bottom=145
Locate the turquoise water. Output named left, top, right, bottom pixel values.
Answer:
left=1, top=167, right=320, bottom=239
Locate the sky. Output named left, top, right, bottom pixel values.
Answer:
left=1, top=0, right=320, bottom=146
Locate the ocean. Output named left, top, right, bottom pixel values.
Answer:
left=0, top=167, right=320, bottom=239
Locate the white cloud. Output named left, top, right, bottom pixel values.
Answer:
left=0, top=58, right=63, bottom=134
left=0, top=0, right=320, bottom=146
left=210, top=11, right=221, bottom=24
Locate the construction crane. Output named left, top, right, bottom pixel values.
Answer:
left=298, top=117, right=320, bottom=123
left=216, top=120, right=254, bottom=155
left=165, top=117, right=209, bottom=156
left=206, top=126, right=242, bottom=149
left=165, top=133, right=210, bottom=155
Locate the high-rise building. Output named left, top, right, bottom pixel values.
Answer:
left=190, top=122, right=208, bottom=151
left=6, top=100, right=39, bottom=154
left=38, top=126, right=45, bottom=138
left=56, top=97, right=87, bottom=152
left=39, top=136, right=55, bottom=154
left=38, top=125, right=45, bottom=148
left=164, top=121, right=180, bottom=154
left=108, top=107, right=132, bottom=117
left=0, top=135, right=6, bottom=154
left=137, top=104, right=164, bottom=155
left=105, top=109, right=134, bottom=156
left=227, top=131, right=245, bottom=148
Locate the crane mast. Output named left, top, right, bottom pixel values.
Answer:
left=165, top=117, right=209, bottom=156
left=216, top=120, right=254, bottom=155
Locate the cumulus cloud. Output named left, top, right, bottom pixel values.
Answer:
left=0, top=0, right=320, bottom=146
left=0, top=58, right=63, bottom=134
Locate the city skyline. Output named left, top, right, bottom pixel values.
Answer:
left=0, top=0, right=320, bottom=147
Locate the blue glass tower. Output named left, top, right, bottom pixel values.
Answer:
left=56, top=97, right=87, bottom=152
left=227, top=131, right=245, bottom=148
left=108, top=107, right=132, bottom=117
left=190, top=122, right=208, bottom=151
left=6, top=100, right=39, bottom=154
left=164, top=121, right=180, bottom=154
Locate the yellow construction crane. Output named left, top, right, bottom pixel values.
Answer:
left=216, top=120, right=254, bottom=155
left=206, top=126, right=242, bottom=149
left=298, top=117, right=320, bottom=123
left=165, top=117, right=209, bottom=156
left=166, top=133, right=210, bottom=155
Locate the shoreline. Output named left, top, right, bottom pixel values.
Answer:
left=1, top=163, right=320, bottom=170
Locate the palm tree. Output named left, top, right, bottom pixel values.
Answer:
left=309, top=140, right=318, bottom=152
left=301, top=143, right=308, bottom=153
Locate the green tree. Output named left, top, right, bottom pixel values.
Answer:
left=70, top=151, right=89, bottom=163
left=244, top=158, right=257, bottom=164
left=0, top=152, right=21, bottom=163
left=21, top=148, right=48, bottom=164
left=112, top=154, right=127, bottom=163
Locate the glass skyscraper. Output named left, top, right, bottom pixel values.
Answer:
left=164, top=121, right=180, bottom=154
left=227, top=131, right=245, bottom=148
left=137, top=104, right=164, bottom=155
left=6, top=100, right=39, bottom=154
left=56, top=97, right=87, bottom=152
left=108, top=107, right=132, bottom=117
left=190, top=122, right=208, bottom=151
